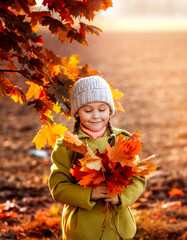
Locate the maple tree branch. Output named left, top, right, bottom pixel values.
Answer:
left=0, top=69, right=21, bottom=73
left=0, top=62, right=25, bottom=73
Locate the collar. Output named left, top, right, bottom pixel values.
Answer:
left=78, top=127, right=109, bottom=139
left=56, top=127, right=131, bottom=146
left=78, top=126, right=131, bottom=139
left=80, top=123, right=107, bottom=139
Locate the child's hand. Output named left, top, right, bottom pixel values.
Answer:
left=90, top=183, right=108, bottom=201
left=105, top=194, right=120, bottom=205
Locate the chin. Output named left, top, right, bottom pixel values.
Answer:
left=92, top=128, right=101, bottom=132
left=89, top=126, right=102, bottom=132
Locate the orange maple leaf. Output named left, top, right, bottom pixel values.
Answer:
left=67, top=130, right=158, bottom=196
left=70, top=164, right=104, bottom=187
left=80, top=150, right=102, bottom=170
left=78, top=166, right=104, bottom=187
left=155, top=212, right=162, bottom=218
left=107, top=132, right=142, bottom=167
left=53, top=27, right=68, bottom=43
left=107, top=182, right=125, bottom=196
left=169, top=218, right=177, bottom=223
left=168, top=188, right=184, bottom=197
left=28, top=11, right=51, bottom=26
left=132, top=154, right=158, bottom=177
left=63, top=131, right=88, bottom=155
left=0, top=79, right=26, bottom=104
left=79, top=171, right=103, bottom=187
left=25, top=81, right=44, bottom=100
left=63, top=131, right=102, bottom=170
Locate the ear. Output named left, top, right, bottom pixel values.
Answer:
left=75, top=113, right=79, bottom=117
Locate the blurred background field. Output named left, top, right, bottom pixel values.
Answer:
left=0, top=0, right=187, bottom=239
left=0, top=30, right=187, bottom=240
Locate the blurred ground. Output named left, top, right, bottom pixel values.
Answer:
left=0, top=32, right=187, bottom=239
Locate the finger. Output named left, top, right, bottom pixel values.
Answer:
left=104, top=194, right=113, bottom=199
left=98, top=185, right=108, bottom=191
left=105, top=198, right=112, bottom=202
left=98, top=188, right=108, bottom=194
left=100, top=182, right=107, bottom=187
left=99, top=193, right=109, bottom=198
left=104, top=196, right=112, bottom=200
left=101, top=189, right=108, bottom=194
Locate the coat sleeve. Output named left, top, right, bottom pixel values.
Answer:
left=116, top=176, right=147, bottom=212
left=48, top=141, right=96, bottom=211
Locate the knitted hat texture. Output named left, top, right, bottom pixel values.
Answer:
left=70, top=76, right=115, bottom=116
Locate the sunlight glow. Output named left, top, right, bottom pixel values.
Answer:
left=35, top=0, right=187, bottom=32
left=94, top=17, right=187, bottom=32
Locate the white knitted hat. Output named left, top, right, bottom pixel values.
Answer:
left=70, top=76, right=115, bottom=116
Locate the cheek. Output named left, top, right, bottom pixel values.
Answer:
left=79, top=114, right=89, bottom=123
left=102, top=111, right=110, bottom=120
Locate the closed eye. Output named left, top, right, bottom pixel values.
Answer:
left=84, top=109, right=92, bottom=113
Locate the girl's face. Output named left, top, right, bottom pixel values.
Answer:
left=76, top=102, right=110, bottom=132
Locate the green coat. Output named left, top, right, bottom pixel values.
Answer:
left=49, top=127, right=146, bottom=240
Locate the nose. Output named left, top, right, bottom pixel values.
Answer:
left=92, top=110, right=99, bottom=119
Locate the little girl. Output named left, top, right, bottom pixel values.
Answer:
left=49, top=76, right=146, bottom=240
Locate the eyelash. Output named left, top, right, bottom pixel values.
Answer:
left=84, top=109, right=106, bottom=113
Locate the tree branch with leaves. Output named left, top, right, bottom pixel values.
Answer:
left=0, top=0, right=124, bottom=149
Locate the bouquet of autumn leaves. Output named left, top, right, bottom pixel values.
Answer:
left=63, top=131, right=158, bottom=196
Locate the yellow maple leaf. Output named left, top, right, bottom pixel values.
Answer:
left=53, top=102, right=61, bottom=114
left=33, top=123, right=68, bottom=150
left=114, top=99, right=125, bottom=112
left=51, top=65, right=60, bottom=75
left=68, top=55, right=80, bottom=67
left=25, top=81, right=44, bottom=100
left=61, top=55, right=80, bottom=81
left=109, top=83, right=125, bottom=112
left=112, top=89, right=124, bottom=100
left=11, top=87, right=26, bottom=104
left=42, top=110, right=54, bottom=122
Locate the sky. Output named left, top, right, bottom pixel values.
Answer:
left=36, top=0, right=187, bottom=31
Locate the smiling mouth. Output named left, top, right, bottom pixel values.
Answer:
left=90, top=121, right=102, bottom=124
